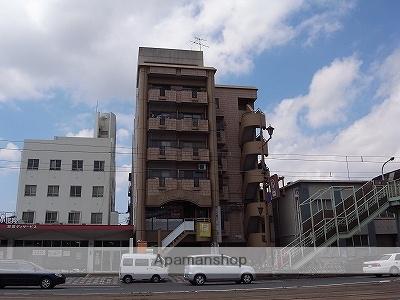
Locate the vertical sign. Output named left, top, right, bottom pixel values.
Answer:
left=270, top=174, right=280, bottom=199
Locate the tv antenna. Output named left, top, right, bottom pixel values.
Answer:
left=190, top=36, right=209, bottom=51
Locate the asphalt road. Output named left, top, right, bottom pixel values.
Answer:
left=0, top=275, right=398, bottom=299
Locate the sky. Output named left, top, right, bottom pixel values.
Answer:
left=1, top=0, right=400, bottom=218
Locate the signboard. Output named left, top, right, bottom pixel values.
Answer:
left=197, top=222, right=211, bottom=238
left=270, top=174, right=280, bottom=199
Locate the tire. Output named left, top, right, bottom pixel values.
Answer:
left=194, top=274, right=206, bottom=286
left=241, top=273, right=253, bottom=284
left=40, top=277, right=54, bottom=289
left=123, top=275, right=133, bottom=284
left=389, top=266, right=399, bottom=276
left=151, top=275, right=161, bottom=283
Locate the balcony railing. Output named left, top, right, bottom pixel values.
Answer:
left=147, top=147, right=209, bottom=161
left=148, top=117, right=208, bottom=132
left=240, top=110, right=266, bottom=144
left=148, top=89, right=207, bottom=104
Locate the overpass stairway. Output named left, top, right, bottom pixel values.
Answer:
left=278, top=178, right=400, bottom=270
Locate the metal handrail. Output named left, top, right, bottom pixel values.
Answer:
left=279, top=179, right=400, bottom=269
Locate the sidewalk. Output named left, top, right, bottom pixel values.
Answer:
left=65, top=275, right=185, bottom=286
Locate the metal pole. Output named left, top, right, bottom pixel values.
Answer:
left=381, top=157, right=395, bottom=181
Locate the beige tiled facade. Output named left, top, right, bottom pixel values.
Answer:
left=132, top=47, right=273, bottom=247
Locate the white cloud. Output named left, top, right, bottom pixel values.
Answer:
left=66, top=128, right=94, bottom=138
left=0, top=0, right=353, bottom=103
left=117, top=128, right=130, bottom=141
left=267, top=49, right=400, bottom=182
left=0, top=142, right=21, bottom=175
left=305, top=56, right=362, bottom=127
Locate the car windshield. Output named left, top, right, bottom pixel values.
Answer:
left=378, top=254, right=392, bottom=260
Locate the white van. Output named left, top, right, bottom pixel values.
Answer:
left=183, top=254, right=256, bottom=285
left=119, top=253, right=168, bottom=283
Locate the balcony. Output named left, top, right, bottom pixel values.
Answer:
left=146, top=178, right=212, bottom=207
left=147, top=147, right=178, bottom=160
left=148, top=117, right=208, bottom=132
left=243, top=169, right=264, bottom=201
left=178, top=118, right=208, bottom=132
left=148, top=89, right=207, bottom=104
left=245, top=202, right=266, bottom=220
left=241, top=140, right=266, bottom=171
left=148, top=89, right=177, bottom=102
left=147, top=147, right=209, bottom=161
left=247, top=232, right=266, bottom=247
left=240, top=111, right=266, bottom=144
left=177, top=90, right=207, bottom=104
left=181, top=148, right=209, bottom=161
left=148, top=117, right=177, bottom=131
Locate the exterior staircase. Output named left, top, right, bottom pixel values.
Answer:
left=278, top=178, right=400, bottom=270
left=161, top=219, right=195, bottom=248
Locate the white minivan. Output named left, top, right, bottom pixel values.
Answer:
left=183, top=254, right=256, bottom=285
left=119, top=253, right=168, bottom=283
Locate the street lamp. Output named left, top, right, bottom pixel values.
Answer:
left=381, top=157, right=395, bottom=181
left=265, top=125, right=274, bottom=143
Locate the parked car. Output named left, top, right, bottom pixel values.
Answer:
left=0, top=260, right=66, bottom=289
left=363, top=253, right=400, bottom=276
left=119, top=253, right=168, bottom=283
left=184, top=254, right=256, bottom=285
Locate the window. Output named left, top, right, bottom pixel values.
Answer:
left=135, top=259, right=149, bottom=267
left=395, top=254, right=400, bottom=261
left=45, top=211, right=58, bottom=224
left=94, top=160, right=105, bottom=172
left=68, top=212, right=81, bottom=224
left=47, top=185, right=59, bottom=197
left=70, top=186, right=82, bottom=197
left=22, top=211, right=34, bottom=223
left=72, top=160, right=83, bottom=171
left=92, top=186, right=104, bottom=197
left=123, top=258, right=133, bottom=266
left=49, top=159, right=61, bottom=170
left=24, top=185, right=37, bottom=196
left=215, top=98, right=220, bottom=109
left=27, top=159, right=39, bottom=170
left=91, top=213, right=103, bottom=224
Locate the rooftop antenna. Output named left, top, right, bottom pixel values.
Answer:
left=95, top=100, right=99, bottom=114
left=190, top=36, right=209, bottom=51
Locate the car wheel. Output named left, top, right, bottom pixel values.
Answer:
left=241, top=273, right=253, bottom=284
left=390, top=266, right=399, bottom=276
left=123, top=275, right=133, bottom=284
left=194, top=274, right=206, bottom=286
left=151, top=275, right=161, bottom=283
left=40, top=277, right=54, bottom=289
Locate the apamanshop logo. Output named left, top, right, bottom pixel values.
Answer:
left=156, top=254, right=247, bottom=267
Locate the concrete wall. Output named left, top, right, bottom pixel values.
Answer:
left=16, top=136, right=116, bottom=225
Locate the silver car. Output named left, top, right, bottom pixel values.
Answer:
left=183, top=254, right=255, bottom=285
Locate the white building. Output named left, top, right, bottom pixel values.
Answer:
left=16, top=112, right=118, bottom=225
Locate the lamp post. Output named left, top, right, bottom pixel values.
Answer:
left=381, top=157, right=395, bottom=181
left=260, top=124, right=274, bottom=246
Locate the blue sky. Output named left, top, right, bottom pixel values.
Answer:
left=1, top=0, right=400, bottom=216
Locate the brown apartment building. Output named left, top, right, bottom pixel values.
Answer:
left=131, top=47, right=273, bottom=247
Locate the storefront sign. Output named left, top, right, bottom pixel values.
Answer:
left=197, top=222, right=211, bottom=238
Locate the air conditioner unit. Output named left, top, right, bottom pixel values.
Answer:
left=198, top=164, right=207, bottom=170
